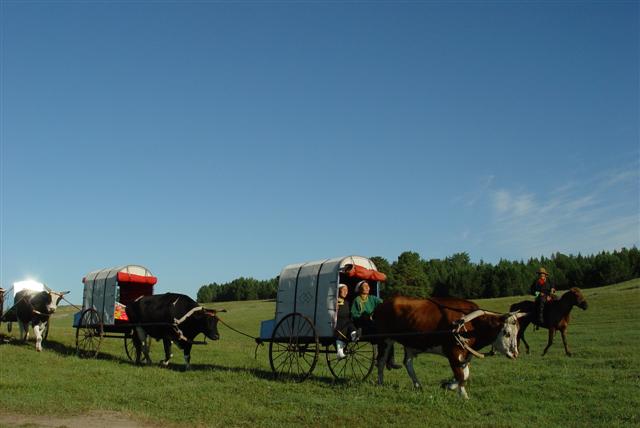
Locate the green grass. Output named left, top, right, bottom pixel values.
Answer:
left=1, top=279, right=639, bottom=427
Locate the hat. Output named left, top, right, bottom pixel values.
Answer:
left=355, top=280, right=369, bottom=293
left=338, top=283, right=348, bottom=290
left=537, top=267, right=549, bottom=276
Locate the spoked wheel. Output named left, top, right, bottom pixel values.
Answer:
left=326, top=340, right=376, bottom=382
left=75, top=308, right=103, bottom=358
left=269, top=313, right=319, bottom=382
left=124, top=331, right=151, bottom=362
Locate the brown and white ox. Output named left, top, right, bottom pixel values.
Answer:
left=12, top=287, right=69, bottom=352
left=373, top=296, right=525, bottom=399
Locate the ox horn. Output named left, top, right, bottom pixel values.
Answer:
left=456, top=310, right=487, bottom=326
left=501, top=310, right=527, bottom=319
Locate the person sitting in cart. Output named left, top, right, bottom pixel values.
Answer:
left=335, top=283, right=358, bottom=360
left=351, top=280, right=401, bottom=369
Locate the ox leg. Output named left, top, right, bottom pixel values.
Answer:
left=33, top=323, right=43, bottom=352
left=182, top=342, right=193, bottom=371
left=518, top=321, right=531, bottom=355
left=135, top=327, right=152, bottom=364
left=161, top=338, right=173, bottom=366
left=131, top=330, right=142, bottom=364
left=18, top=321, right=28, bottom=342
left=560, top=327, right=572, bottom=357
left=376, top=340, right=393, bottom=385
left=403, top=347, right=421, bottom=389
left=446, top=360, right=470, bottom=400
left=542, top=328, right=556, bottom=356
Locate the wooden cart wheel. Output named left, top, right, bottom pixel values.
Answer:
left=124, top=331, right=151, bottom=362
left=269, top=313, right=319, bottom=382
left=326, top=340, right=376, bottom=382
left=75, top=308, right=103, bottom=358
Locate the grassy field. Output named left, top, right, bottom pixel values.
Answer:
left=1, top=279, right=639, bottom=427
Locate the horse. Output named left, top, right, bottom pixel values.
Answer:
left=509, top=287, right=588, bottom=356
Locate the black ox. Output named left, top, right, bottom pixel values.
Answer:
left=10, top=287, right=69, bottom=352
left=125, top=293, right=222, bottom=370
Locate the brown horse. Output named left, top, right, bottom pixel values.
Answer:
left=509, top=287, right=588, bottom=356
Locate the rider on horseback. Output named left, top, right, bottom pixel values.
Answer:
left=530, top=267, right=556, bottom=326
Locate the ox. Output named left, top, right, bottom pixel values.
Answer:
left=125, top=293, right=222, bottom=370
left=510, top=287, right=588, bottom=356
left=373, top=296, right=525, bottom=399
left=11, top=287, right=69, bottom=352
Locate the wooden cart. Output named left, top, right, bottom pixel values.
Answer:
left=258, top=255, right=387, bottom=382
left=73, top=265, right=157, bottom=359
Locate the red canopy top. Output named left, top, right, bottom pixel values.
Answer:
left=116, top=272, right=157, bottom=285
left=344, top=264, right=387, bottom=282
left=81, top=272, right=158, bottom=286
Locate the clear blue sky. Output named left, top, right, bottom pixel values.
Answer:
left=1, top=1, right=638, bottom=304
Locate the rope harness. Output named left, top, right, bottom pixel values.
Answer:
left=451, top=310, right=490, bottom=359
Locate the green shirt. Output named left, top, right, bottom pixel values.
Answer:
left=351, top=295, right=383, bottom=320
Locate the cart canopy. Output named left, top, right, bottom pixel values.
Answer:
left=269, top=255, right=384, bottom=339
left=82, top=265, right=156, bottom=325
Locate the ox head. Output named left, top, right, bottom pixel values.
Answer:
left=201, top=308, right=225, bottom=341
left=40, top=286, right=70, bottom=315
left=492, top=312, right=527, bottom=359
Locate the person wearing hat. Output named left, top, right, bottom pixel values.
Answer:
left=530, top=267, right=556, bottom=326
left=351, top=280, right=401, bottom=369
left=334, top=284, right=358, bottom=360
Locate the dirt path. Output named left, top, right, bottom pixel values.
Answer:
left=0, top=410, right=157, bottom=428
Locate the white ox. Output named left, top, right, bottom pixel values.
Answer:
left=10, top=287, right=69, bottom=352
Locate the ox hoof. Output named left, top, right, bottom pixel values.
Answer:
left=566, top=352, right=572, bottom=357
left=413, top=383, right=422, bottom=390
left=441, top=381, right=457, bottom=391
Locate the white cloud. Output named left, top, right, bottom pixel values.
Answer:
left=492, top=190, right=535, bottom=216
left=466, top=164, right=639, bottom=259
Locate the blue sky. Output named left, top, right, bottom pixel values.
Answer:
left=1, top=1, right=638, bottom=304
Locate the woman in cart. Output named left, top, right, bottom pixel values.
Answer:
left=351, top=280, right=401, bottom=369
left=335, top=284, right=358, bottom=360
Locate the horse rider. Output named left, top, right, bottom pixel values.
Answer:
left=530, top=267, right=556, bottom=326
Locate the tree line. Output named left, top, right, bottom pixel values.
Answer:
left=197, top=247, right=640, bottom=302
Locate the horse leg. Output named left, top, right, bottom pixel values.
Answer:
left=542, top=327, right=556, bottom=356
left=560, top=326, right=572, bottom=357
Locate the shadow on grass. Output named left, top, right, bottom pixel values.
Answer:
left=1, top=335, right=353, bottom=386
left=137, top=360, right=345, bottom=385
